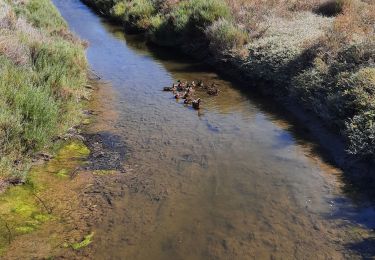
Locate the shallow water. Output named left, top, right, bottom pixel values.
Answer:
left=53, top=0, right=375, bottom=259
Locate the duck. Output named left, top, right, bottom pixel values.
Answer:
left=197, top=80, right=204, bottom=88
left=175, top=92, right=183, bottom=99
left=183, top=91, right=190, bottom=99
left=163, top=85, right=176, bottom=91
left=192, top=98, right=201, bottom=109
left=184, top=97, right=193, bottom=104
left=207, top=84, right=219, bottom=95
left=177, top=81, right=188, bottom=91
left=184, top=86, right=194, bottom=98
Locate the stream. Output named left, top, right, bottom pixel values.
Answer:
left=52, top=0, right=375, bottom=259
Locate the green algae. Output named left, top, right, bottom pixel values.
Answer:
left=15, top=225, right=35, bottom=234
left=55, top=142, right=90, bottom=160
left=82, top=118, right=91, bottom=125
left=56, top=169, right=69, bottom=178
left=71, top=232, right=94, bottom=250
left=0, top=141, right=90, bottom=255
left=92, top=170, right=116, bottom=175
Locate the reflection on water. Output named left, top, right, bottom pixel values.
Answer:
left=54, top=0, right=375, bottom=259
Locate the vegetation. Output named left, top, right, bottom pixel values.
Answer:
left=0, top=140, right=91, bottom=254
left=71, top=232, right=94, bottom=250
left=0, top=0, right=88, bottom=181
left=83, top=0, right=375, bottom=163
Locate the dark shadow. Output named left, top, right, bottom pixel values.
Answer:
left=83, top=132, right=127, bottom=172
left=314, top=0, right=344, bottom=17
left=347, top=237, right=375, bottom=259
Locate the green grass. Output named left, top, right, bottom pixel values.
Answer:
left=0, top=0, right=88, bottom=180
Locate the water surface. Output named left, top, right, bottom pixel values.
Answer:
left=53, top=0, right=375, bottom=258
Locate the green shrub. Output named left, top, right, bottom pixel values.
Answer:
left=127, top=0, right=155, bottom=19
left=330, top=68, right=375, bottom=119
left=121, top=0, right=156, bottom=30
left=15, top=85, right=59, bottom=151
left=205, top=18, right=248, bottom=54
left=33, top=40, right=87, bottom=100
left=173, top=0, right=231, bottom=35
left=149, top=0, right=232, bottom=46
left=345, top=112, right=375, bottom=159
left=110, top=1, right=128, bottom=20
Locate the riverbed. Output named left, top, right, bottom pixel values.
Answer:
left=52, top=0, right=375, bottom=258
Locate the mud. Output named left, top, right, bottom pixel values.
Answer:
left=83, top=132, right=126, bottom=172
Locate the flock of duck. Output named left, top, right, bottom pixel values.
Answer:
left=163, top=80, right=219, bottom=109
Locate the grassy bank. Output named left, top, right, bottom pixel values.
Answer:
left=83, top=0, right=375, bottom=164
left=0, top=0, right=88, bottom=182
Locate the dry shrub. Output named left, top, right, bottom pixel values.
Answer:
left=52, top=27, right=88, bottom=47
left=0, top=2, right=17, bottom=30
left=224, top=0, right=330, bottom=40
left=0, top=34, right=30, bottom=65
left=15, top=18, right=46, bottom=43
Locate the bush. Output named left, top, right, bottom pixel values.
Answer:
left=345, top=112, right=375, bottom=159
left=110, top=1, right=128, bottom=21
left=173, top=0, right=231, bottom=35
left=33, top=40, right=87, bottom=100
left=149, top=0, right=232, bottom=47
left=126, top=0, right=156, bottom=30
left=205, top=18, right=248, bottom=55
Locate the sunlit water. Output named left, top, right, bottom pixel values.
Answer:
left=53, top=0, right=375, bottom=259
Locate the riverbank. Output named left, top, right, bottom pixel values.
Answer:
left=81, top=0, right=375, bottom=176
left=0, top=77, right=130, bottom=258
left=0, top=0, right=89, bottom=186
left=0, top=0, right=97, bottom=257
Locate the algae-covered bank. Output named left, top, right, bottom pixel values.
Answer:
left=0, top=141, right=90, bottom=257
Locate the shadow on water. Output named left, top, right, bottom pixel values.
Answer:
left=348, top=236, right=375, bottom=258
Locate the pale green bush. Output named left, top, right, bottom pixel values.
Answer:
left=244, top=12, right=332, bottom=84
left=205, top=18, right=248, bottom=54
left=110, top=1, right=127, bottom=20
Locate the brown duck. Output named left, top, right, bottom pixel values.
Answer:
left=192, top=98, right=201, bottom=109
left=207, top=83, right=219, bottom=95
